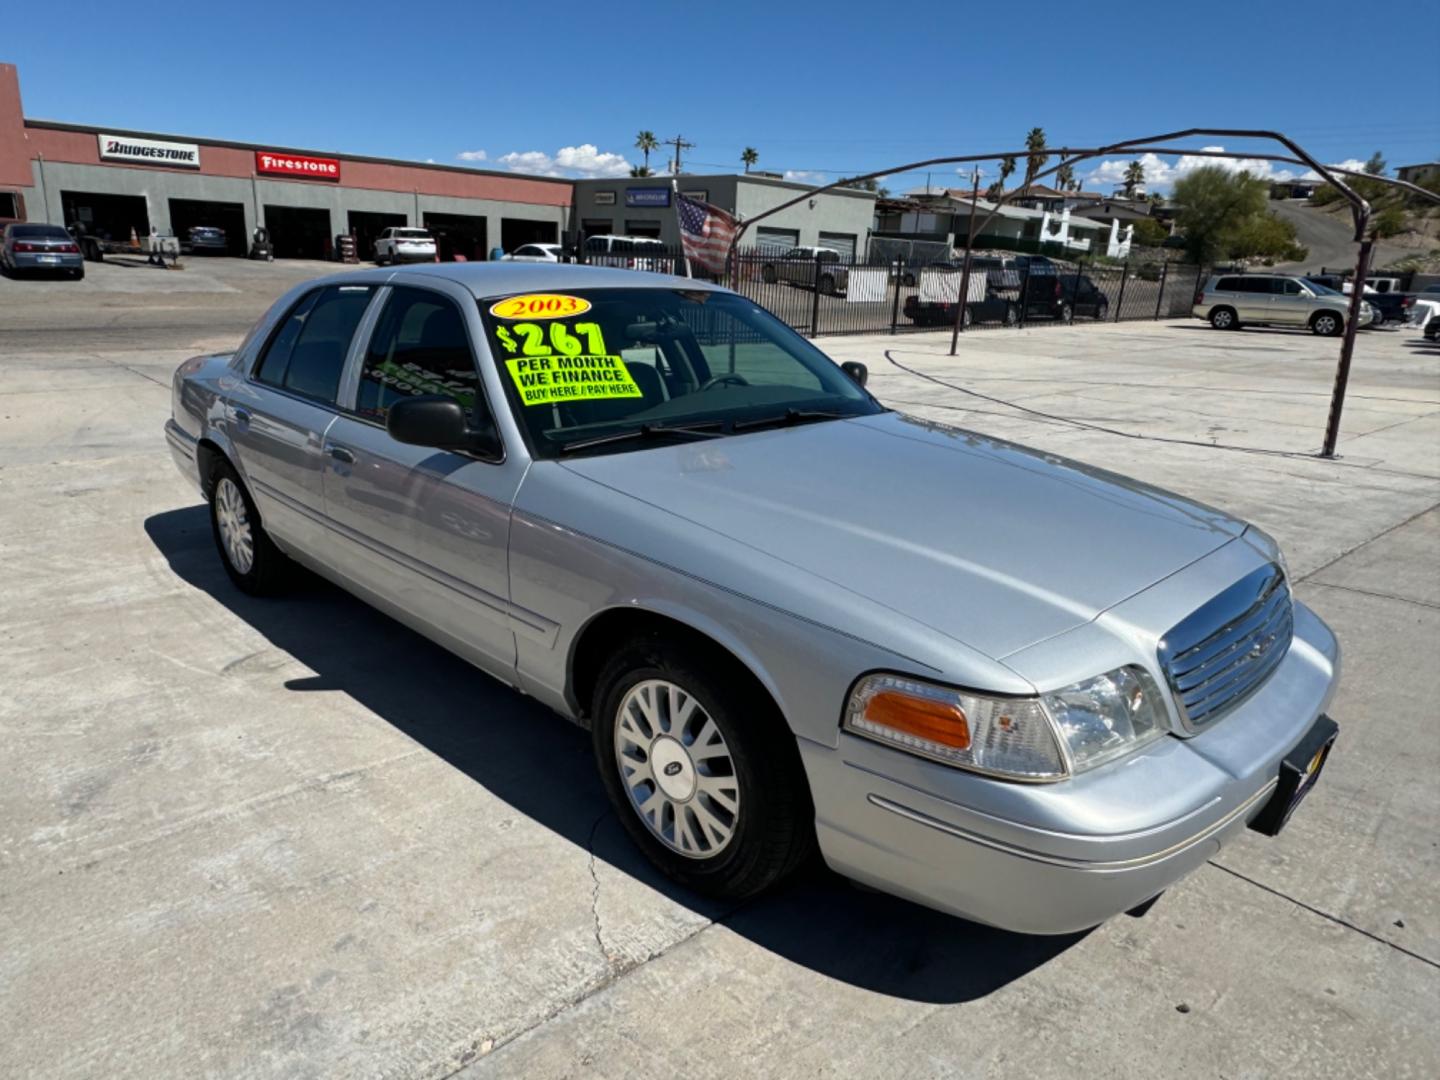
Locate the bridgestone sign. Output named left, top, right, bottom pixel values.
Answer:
left=97, top=134, right=200, bottom=168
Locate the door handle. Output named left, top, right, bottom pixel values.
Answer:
left=326, top=444, right=356, bottom=465
left=232, top=406, right=252, bottom=425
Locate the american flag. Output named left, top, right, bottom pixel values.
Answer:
left=675, top=192, right=737, bottom=276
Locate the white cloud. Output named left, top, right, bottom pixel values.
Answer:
left=497, top=144, right=631, bottom=179
left=1085, top=147, right=1373, bottom=192
left=455, top=149, right=488, bottom=162
left=783, top=169, right=827, bottom=184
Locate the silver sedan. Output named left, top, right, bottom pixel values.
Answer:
left=165, top=263, right=1339, bottom=934
left=1, top=222, right=85, bottom=279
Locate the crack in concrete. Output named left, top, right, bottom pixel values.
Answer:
left=584, top=810, right=615, bottom=968
left=1207, top=860, right=1440, bottom=970
left=1298, top=501, right=1440, bottom=584
left=1306, top=580, right=1440, bottom=611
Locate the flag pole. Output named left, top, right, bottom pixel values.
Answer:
left=670, top=178, right=692, bottom=278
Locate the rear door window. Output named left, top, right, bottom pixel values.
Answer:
left=254, top=285, right=375, bottom=404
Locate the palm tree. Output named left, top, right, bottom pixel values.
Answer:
left=1055, top=162, right=1075, bottom=192
left=1123, top=159, right=1145, bottom=198
left=741, top=147, right=758, bottom=173
left=629, top=165, right=652, bottom=178
left=1024, top=127, right=1049, bottom=185
left=634, top=131, right=659, bottom=173
left=997, top=155, right=1017, bottom=195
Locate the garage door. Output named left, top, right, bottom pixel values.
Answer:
left=423, top=212, right=487, bottom=261
left=819, top=231, right=857, bottom=261
left=501, top=218, right=558, bottom=251
left=61, top=191, right=150, bottom=245
left=169, top=199, right=247, bottom=256
left=755, top=227, right=799, bottom=253
left=264, top=205, right=332, bottom=260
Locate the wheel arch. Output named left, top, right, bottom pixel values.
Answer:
left=567, top=604, right=787, bottom=730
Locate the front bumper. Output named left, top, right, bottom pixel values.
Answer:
left=803, top=601, right=1340, bottom=935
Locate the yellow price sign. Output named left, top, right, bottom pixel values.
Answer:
left=489, top=293, right=593, bottom=321
left=506, top=354, right=643, bottom=407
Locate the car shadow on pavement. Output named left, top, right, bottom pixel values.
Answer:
left=145, top=505, right=1085, bottom=1005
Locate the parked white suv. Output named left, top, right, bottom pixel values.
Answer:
left=1193, top=273, right=1371, bottom=336
left=374, top=227, right=436, bottom=266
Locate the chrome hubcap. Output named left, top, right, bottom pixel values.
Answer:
left=214, top=477, right=254, bottom=574
left=614, top=678, right=739, bottom=859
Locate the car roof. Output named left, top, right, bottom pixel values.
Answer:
left=332, top=262, right=731, bottom=298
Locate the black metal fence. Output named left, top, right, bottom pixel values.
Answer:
left=565, top=244, right=1207, bottom=340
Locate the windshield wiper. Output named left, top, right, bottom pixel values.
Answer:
left=556, top=420, right=726, bottom=454
left=731, top=408, right=853, bottom=433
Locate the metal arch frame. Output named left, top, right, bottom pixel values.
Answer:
left=724, top=129, right=1439, bottom=458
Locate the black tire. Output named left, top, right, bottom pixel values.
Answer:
left=819, top=274, right=837, bottom=296
left=591, top=634, right=814, bottom=900
left=1003, top=303, right=1019, bottom=327
left=71, top=266, right=85, bottom=281
left=1210, top=306, right=1238, bottom=330
left=1311, top=311, right=1342, bottom=337
left=376, top=250, right=389, bottom=266
left=208, top=460, right=290, bottom=596
left=761, top=264, right=777, bottom=284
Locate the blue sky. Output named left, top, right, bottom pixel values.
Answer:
left=7, top=1, right=1438, bottom=192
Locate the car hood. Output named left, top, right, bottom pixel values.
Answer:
left=558, top=411, right=1245, bottom=659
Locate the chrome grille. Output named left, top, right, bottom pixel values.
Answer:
left=1158, top=565, right=1293, bottom=730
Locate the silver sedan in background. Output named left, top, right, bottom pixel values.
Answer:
left=165, top=263, right=1339, bottom=934
left=1, top=222, right=85, bottom=279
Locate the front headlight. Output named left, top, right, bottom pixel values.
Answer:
left=845, top=667, right=1169, bottom=781
left=1041, top=667, right=1167, bottom=773
left=844, top=674, right=1067, bottom=781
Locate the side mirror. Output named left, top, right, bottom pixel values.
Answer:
left=386, top=395, right=500, bottom=456
left=840, top=361, right=869, bottom=388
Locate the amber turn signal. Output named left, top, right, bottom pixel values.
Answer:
left=864, top=690, right=972, bottom=749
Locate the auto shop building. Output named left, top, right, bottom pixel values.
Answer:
left=570, top=174, right=878, bottom=260
left=0, top=63, right=569, bottom=261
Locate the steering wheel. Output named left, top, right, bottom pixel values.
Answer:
left=699, top=373, right=751, bottom=391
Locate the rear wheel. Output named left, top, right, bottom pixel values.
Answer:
left=208, top=462, right=290, bottom=596
left=761, top=264, right=777, bottom=283
left=1311, top=311, right=1342, bottom=337
left=591, top=635, right=814, bottom=899
left=1210, top=306, right=1238, bottom=330
left=71, top=266, right=85, bottom=281
left=819, top=274, right=837, bottom=296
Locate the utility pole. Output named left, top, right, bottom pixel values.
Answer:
left=663, top=135, right=695, bottom=175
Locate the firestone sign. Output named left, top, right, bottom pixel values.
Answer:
left=98, top=134, right=200, bottom=169
left=255, top=151, right=341, bottom=181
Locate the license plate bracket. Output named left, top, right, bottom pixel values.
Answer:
left=1249, top=714, right=1338, bottom=837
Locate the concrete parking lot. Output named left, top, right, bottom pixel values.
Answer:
left=2, top=256, right=1437, bottom=1079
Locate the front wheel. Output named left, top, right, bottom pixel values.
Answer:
left=592, top=636, right=814, bottom=899
left=1311, top=311, right=1342, bottom=337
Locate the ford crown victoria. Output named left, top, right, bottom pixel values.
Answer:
left=165, top=263, right=1339, bottom=934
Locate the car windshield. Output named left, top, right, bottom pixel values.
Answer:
left=480, top=287, right=880, bottom=457
left=1302, top=278, right=1342, bottom=296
